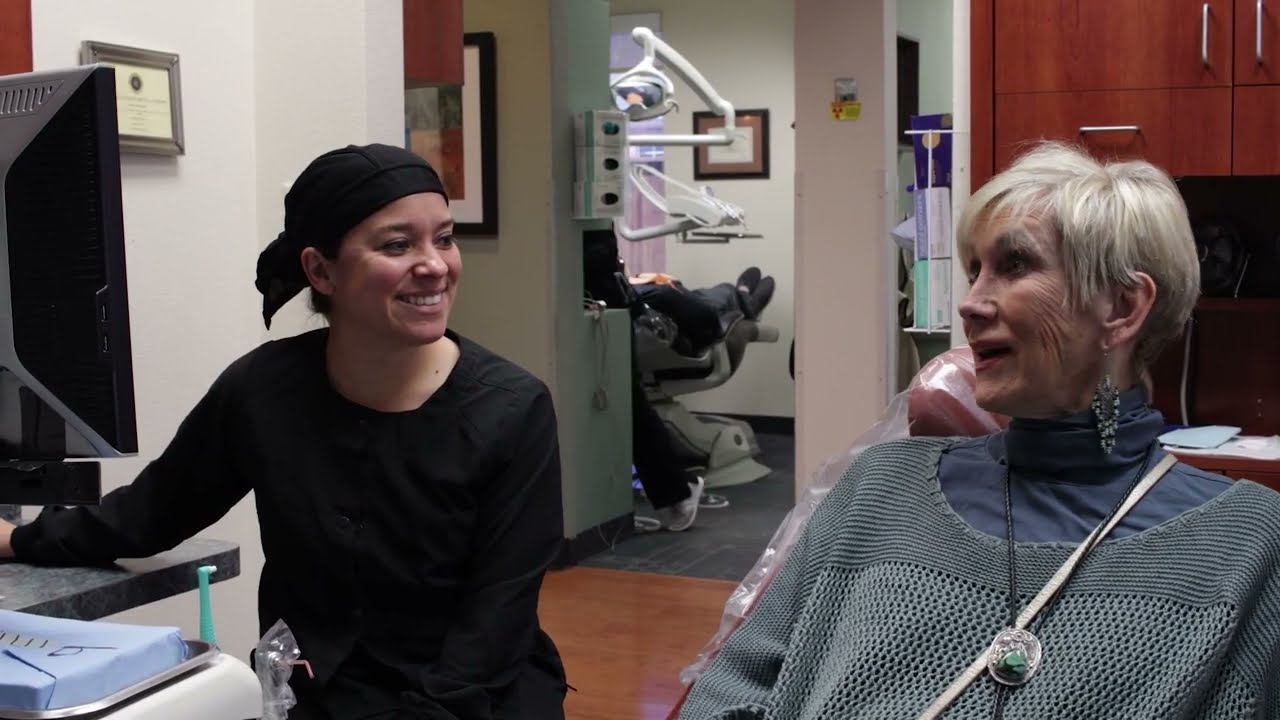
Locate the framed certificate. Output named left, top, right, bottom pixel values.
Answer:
left=79, top=41, right=185, bottom=156
left=692, top=109, right=770, bottom=180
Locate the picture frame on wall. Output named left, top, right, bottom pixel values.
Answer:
left=79, top=40, right=185, bottom=156
left=405, top=31, right=498, bottom=235
left=692, top=108, right=770, bottom=180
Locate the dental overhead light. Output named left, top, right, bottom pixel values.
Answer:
left=610, top=27, right=735, bottom=146
left=609, top=27, right=755, bottom=242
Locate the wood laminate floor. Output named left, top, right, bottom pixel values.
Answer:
left=539, top=566, right=736, bottom=720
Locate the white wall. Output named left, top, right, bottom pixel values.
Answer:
left=609, top=0, right=796, bottom=419
left=255, top=0, right=406, bottom=340
left=30, top=0, right=404, bottom=662
left=794, top=0, right=891, bottom=491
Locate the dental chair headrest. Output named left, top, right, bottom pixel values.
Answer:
left=907, top=346, right=1009, bottom=437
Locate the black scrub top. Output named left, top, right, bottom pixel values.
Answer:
left=11, top=328, right=567, bottom=718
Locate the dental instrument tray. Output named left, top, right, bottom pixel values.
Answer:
left=0, top=639, right=218, bottom=719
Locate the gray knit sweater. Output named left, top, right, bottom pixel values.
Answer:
left=680, top=437, right=1280, bottom=719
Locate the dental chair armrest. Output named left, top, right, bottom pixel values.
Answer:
left=754, top=324, right=780, bottom=343
left=650, top=343, right=732, bottom=397
left=635, top=322, right=716, bottom=373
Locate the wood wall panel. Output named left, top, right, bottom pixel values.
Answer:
left=970, top=0, right=994, bottom=190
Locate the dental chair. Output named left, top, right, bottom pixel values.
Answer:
left=632, top=300, right=780, bottom=490
left=664, top=346, right=1008, bottom=718
left=605, top=26, right=779, bottom=489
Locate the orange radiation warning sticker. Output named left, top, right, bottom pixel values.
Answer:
left=831, top=100, right=862, bottom=121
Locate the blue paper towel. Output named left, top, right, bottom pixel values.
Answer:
left=0, top=610, right=188, bottom=711
left=1158, top=425, right=1242, bottom=450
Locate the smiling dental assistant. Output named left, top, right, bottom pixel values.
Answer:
left=0, top=144, right=569, bottom=720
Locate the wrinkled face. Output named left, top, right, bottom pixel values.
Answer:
left=958, top=216, right=1106, bottom=419
left=308, top=192, right=460, bottom=347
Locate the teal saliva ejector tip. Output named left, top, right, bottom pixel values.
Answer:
left=197, top=565, right=217, bottom=646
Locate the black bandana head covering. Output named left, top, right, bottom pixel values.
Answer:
left=254, top=143, right=448, bottom=328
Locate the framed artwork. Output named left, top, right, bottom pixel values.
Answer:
left=80, top=40, right=185, bottom=155
left=692, top=108, right=770, bottom=180
left=405, top=32, right=497, bottom=235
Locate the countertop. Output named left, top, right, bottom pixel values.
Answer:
left=0, top=537, right=240, bottom=620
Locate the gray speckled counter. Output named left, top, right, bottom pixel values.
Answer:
left=0, top=537, right=240, bottom=620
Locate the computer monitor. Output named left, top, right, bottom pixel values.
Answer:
left=0, top=64, right=138, bottom=505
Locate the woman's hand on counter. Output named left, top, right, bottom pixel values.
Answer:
left=0, top=519, right=14, bottom=559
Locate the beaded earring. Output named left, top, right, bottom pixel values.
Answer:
left=1091, top=352, right=1120, bottom=454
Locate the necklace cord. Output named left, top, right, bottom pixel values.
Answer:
left=916, top=446, right=1177, bottom=720
left=994, top=443, right=1156, bottom=719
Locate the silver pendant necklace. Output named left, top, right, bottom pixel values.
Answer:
left=917, top=446, right=1175, bottom=720
left=988, top=446, right=1156, bottom=711
left=988, top=468, right=1043, bottom=688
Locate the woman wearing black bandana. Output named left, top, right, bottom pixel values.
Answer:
left=1, top=144, right=568, bottom=719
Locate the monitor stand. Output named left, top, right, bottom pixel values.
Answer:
left=0, top=461, right=101, bottom=507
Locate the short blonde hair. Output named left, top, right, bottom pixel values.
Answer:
left=956, top=141, right=1199, bottom=372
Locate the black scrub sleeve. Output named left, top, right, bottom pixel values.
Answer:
left=10, top=357, right=255, bottom=565
left=404, top=385, right=566, bottom=719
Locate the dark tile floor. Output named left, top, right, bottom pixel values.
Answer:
left=582, top=432, right=796, bottom=582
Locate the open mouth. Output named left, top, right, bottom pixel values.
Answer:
left=397, top=293, right=443, bottom=307
left=973, top=346, right=1012, bottom=361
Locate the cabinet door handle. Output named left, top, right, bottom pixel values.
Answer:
left=1078, top=125, right=1142, bottom=134
left=1202, top=3, right=1211, bottom=66
left=1258, top=0, right=1265, bottom=64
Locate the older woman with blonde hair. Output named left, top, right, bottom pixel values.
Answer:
left=677, top=141, right=1280, bottom=719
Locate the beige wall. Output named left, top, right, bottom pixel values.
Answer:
left=951, top=0, right=972, bottom=345
left=450, top=0, right=557, bottom=385
left=794, top=0, right=892, bottom=491
left=458, top=0, right=628, bottom=535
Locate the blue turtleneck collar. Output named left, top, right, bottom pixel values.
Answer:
left=939, top=386, right=1230, bottom=543
left=990, top=387, right=1163, bottom=477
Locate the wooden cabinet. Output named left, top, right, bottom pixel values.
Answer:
left=1232, top=0, right=1280, bottom=174
left=1182, top=298, right=1280, bottom=434
left=1168, top=452, right=1280, bottom=493
left=1235, top=0, right=1280, bottom=84
left=974, top=2, right=1280, bottom=441
left=995, top=0, right=1233, bottom=93
left=1233, top=85, right=1280, bottom=174
left=974, top=0, right=1280, bottom=181
left=0, top=0, right=32, bottom=76
left=994, top=88, right=1232, bottom=175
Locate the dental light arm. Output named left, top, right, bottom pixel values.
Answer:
left=614, top=164, right=747, bottom=242
left=606, top=27, right=747, bottom=241
left=615, top=27, right=735, bottom=147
